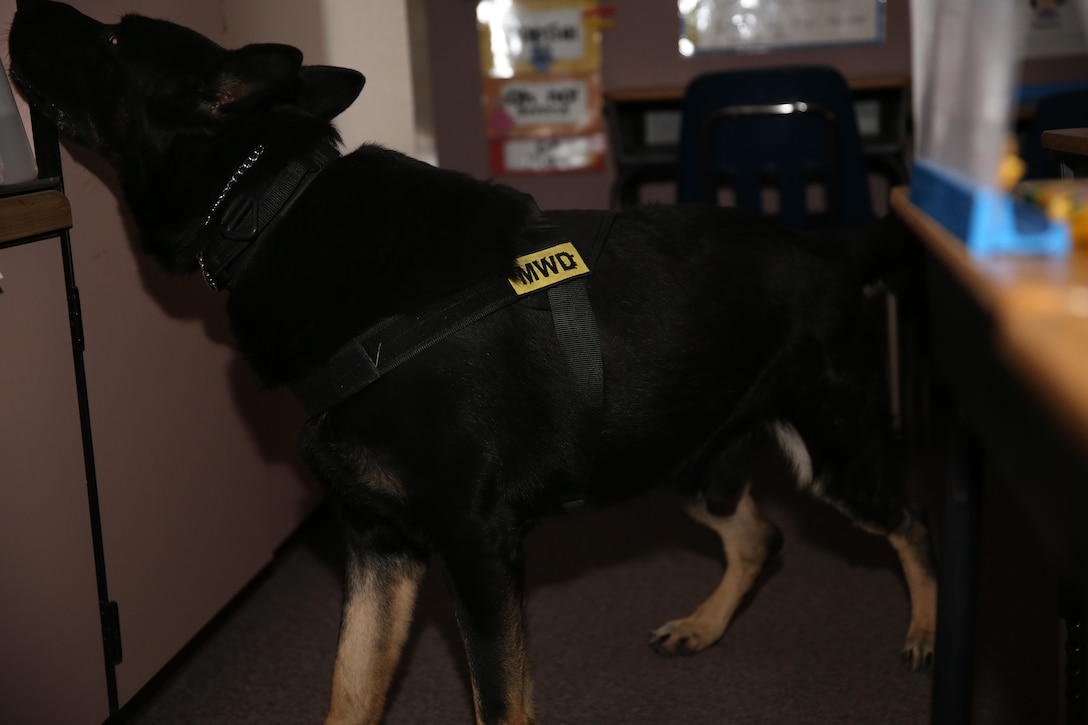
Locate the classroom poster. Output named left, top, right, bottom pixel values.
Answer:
left=477, top=0, right=610, bottom=175
left=677, top=0, right=885, bottom=55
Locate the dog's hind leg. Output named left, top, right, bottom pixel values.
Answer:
left=886, top=509, right=938, bottom=670
left=325, top=539, right=426, bottom=725
left=775, top=402, right=938, bottom=672
left=817, top=496, right=937, bottom=671
left=440, top=525, right=535, bottom=725
left=650, top=480, right=782, bottom=657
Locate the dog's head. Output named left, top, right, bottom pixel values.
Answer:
left=8, top=0, right=365, bottom=167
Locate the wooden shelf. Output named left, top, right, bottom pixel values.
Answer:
left=0, top=190, right=72, bottom=245
left=603, top=74, right=910, bottom=102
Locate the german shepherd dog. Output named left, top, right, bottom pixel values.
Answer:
left=8, top=1, right=936, bottom=722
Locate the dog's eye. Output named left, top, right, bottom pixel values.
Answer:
left=105, top=28, right=119, bottom=47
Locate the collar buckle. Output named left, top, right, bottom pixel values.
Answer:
left=219, top=193, right=260, bottom=241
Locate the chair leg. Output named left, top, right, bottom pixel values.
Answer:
left=886, top=288, right=902, bottom=434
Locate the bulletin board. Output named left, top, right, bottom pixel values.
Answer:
left=677, top=0, right=885, bottom=55
left=477, top=0, right=610, bottom=175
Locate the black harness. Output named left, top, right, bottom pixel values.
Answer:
left=199, top=144, right=611, bottom=509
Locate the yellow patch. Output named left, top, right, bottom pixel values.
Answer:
left=508, top=242, right=589, bottom=296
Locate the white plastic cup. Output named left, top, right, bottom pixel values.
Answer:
left=0, top=62, right=38, bottom=186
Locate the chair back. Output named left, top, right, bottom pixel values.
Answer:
left=1023, top=89, right=1088, bottom=179
left=677, top=66, right=873, bottom=230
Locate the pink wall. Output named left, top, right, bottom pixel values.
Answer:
left=2, top=0, right=323, bottom=710
left=424, top=0, right=1088, bottom=211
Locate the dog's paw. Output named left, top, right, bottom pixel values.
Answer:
left=900, top=631, right=935, bottom=672
left=648, top=619, right=719, bottom=657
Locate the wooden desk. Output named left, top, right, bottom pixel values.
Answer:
left=605, top=75, right=911, bottom=207
left=891, top=187, right=1088, bottom=724
left=1041, top=128, right=1088, bottom=178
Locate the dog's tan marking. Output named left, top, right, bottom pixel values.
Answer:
left=502, top=607, right=535, bottom=725
left=336, top=443, right=405, bottom=498
left=888, top=517, right=938, bottom=670
left=359, top=461, right=405, bottom=499
left=650, top=484, right=778, bottom=656
left=464, top=604, right=535, bottom=725
left=325, top=560, right=425, bottom=725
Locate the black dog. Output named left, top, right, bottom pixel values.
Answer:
left=8, top=2, right=936, bottom=723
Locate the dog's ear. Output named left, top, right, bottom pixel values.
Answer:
left=294, top=66, right=366, bottom=120
left=212, top=43, right=304, bottom=114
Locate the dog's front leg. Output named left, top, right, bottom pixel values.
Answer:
left=441, top=531, right=535, bottom=725
left=325, top=543, right=426, bottom=725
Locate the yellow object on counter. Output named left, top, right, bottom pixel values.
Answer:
left=1015, top=179, right=1088, bottom=249
left=997, top=136, right=1026, bottom=192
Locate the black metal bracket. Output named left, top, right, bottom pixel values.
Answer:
left=24, top=107, right=121, bottom=714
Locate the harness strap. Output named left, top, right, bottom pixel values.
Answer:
left=289, top=211, right=616, bottom=508
left=292, top=275, right=521, bottom=410
left=525, top=212, right=613, bottom=509
left=548, top=278, right=602, bottom=509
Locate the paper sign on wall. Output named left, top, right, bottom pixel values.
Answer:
left=492, top=134, right=608, bottom=173
left=483, top=74, right=602, bottom=137
left=478, top=0, right=602, bottom=77
left=477, top=0, right=610, bottom=175
left=678, top=0, right=885, bottom=55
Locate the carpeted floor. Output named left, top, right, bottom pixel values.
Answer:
left=116, top=447, right=1059, bottom=725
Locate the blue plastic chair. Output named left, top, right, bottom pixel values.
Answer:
left=676, top=66, right=873, bottom=230
left=1022, top=89, right=1088, bottom=179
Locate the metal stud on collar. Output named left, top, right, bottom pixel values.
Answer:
left=198, top=252, right=220, bottom=291
left=203, top=144, right=266, bottom=228
left=198, top=144, right=267, bottom=290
